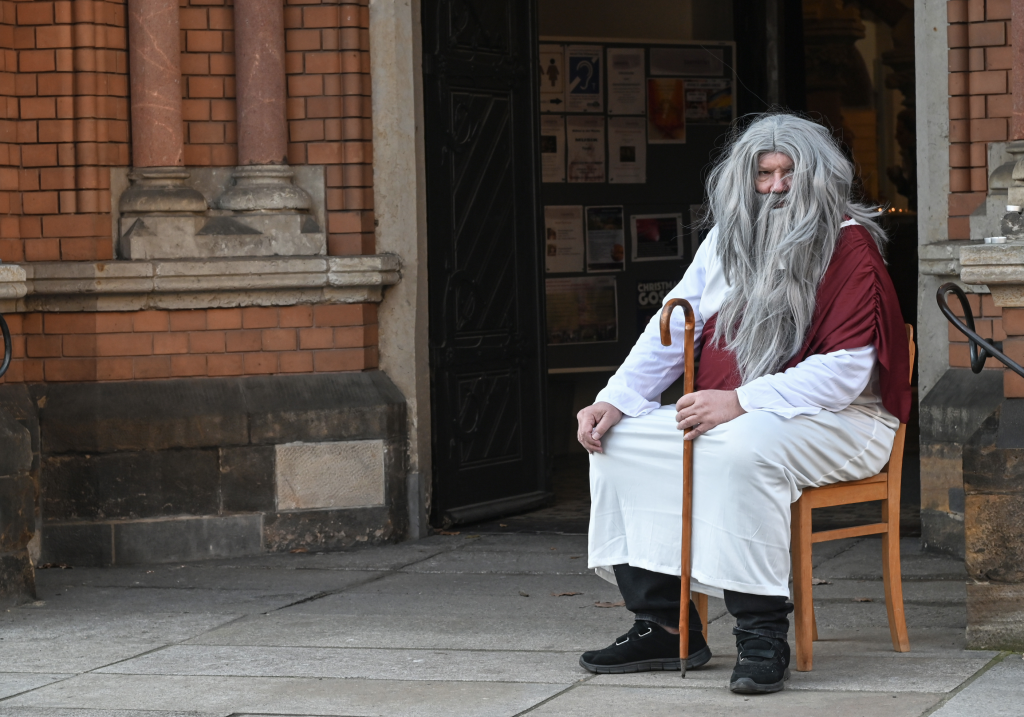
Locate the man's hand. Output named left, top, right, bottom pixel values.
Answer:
left=577, top=401, right=623, bottom=454
left=675, top=390, right=745, bottom=440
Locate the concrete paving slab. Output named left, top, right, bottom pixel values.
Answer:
left=0, top=710, right=223, bottom=717
left=98, top=644, right=589, bottom=684
left=525, top=684, right=943, bottom=716
left=0, top=611, right=237, bottom=644
left=39, top=565, right=387, bottom=593
left=197, top=541, right=454, bottom=571
left=400, top=550, right=594, bottom=575
left=808, top=599, right=965, bottom=630
left=26, top=585, right=308, bottom=614
left=929, top=656, right=1024, bottom=717
left=0, top=673, right=71, bottom=699
left=5, top=673, right=570, bottom=717
left=801, top=627, right=999, bottom=658
left=814, top=538, right=967, bottom=581
left=808, top=578, right=966, bottom=603
left=0, top=641, right=168, bottom=673
left=450, top=534, right=590, bottom=553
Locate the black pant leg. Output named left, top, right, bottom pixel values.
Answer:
left=612, top=564, right=702, bottom=632
left=723, top=590, right=793, bottom=640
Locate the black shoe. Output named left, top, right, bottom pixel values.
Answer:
left=728, top=629, right=791, bottom=694
left=579, top=620, right=712, bottom=674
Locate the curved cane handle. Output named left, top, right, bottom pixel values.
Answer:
left=660, top=298, right=696, bottom=396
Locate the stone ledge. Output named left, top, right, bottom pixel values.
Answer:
left=0, top=255, right=401, bottom=312
left=920, top=241, right=967, bottom=277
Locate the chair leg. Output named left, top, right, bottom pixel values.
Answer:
left=881, top=505, right=910, bottom=652
left=791, top=498, right=814, bottom=671
left=695, top=592, right=708, bottom=641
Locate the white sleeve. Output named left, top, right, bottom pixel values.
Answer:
left=734, top=345, right=877, bottom=418
left=594, top=229, right=715, bottom=417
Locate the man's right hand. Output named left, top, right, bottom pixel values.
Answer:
left=576, top=401, right=623, bottom=454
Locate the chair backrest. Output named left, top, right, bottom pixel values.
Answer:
left=905, top=324, right=915, bottom=386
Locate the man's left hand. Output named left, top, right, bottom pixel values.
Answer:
left=675, top=390, right=746, bottom=440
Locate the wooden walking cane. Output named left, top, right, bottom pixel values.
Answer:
left=659, top=298, right=696, bottom=677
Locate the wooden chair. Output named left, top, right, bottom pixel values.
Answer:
left=790, top=324, right=916, bottom=671
left=692, top=326, right=915, bottom=671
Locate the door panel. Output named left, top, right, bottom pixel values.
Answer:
left=423, top=0, right=548, bottom=525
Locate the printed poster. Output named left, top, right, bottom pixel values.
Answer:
left=540, top=115, right=566, bottom=183
left=566, top=45, right=603, bottom=113
left=649, top=47, right=725, bottom=77
left=567, top=115, right=606, bottom=183
left=631, top=213, right=683, bottom=261
left=586, top=205, right=626, bottom=272
left=636, top=280, right=675, bottom=335
left=607, top=47, right=645, bottom=115
left=647, top=78, right=686, bottom=144
left=539, top=44, right=566, bottom=112
left=546, top=276, right=618, bottom=345
left=608, top=117, right=646, bottom=184
left=685, top=79, right=733, bottom=124
left=544, top=205, right=584, bottom=273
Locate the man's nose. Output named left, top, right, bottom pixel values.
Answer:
left=770, top=173, right=791, bottom=193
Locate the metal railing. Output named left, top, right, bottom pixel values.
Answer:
left=0, top=312, right=9, bottom=379
left=937, top=282, right=1024, bottom=378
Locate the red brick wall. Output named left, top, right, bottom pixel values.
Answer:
left=947, top=0, right=1013, bottom=239
left=946, top=292, right=1005, bottom=369
left=177, top=0, right=375, bottom=256
left=0, top=304, right=379, bottom=383
left=0, top=0, right=129, bottom=263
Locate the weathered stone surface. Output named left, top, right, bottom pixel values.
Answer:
left=263, top=507, right=395, bottom=553
left=0, top=408, right=31, bottom=478
left=40, top=523, right=114, bottom=567
left=219, top=447, right=275, bottom=513
left=42, top=450, right=220, bottom=521
left=964, top=494, right=1024, bottom=582
left=41, top=379, right=249, bottom=454
left=920, top=368, right=1003, bottom=557
left=245, top=372, right=406, bottom=445
left=275, top=440, right=386, bottom=510
left=0, top=473, right=35, bottom=551
left=0, top=551, right=35, bottom=608
left=966, top=582, right=1024, bottom=650
left=113, top=515, right=263, bottom=565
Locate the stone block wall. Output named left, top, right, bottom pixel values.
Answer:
left=0, top=304, right=378, bottom=384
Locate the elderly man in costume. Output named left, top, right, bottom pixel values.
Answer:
left=575, top=113, right=911, bottom=694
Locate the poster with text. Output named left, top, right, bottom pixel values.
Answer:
left=607, top=47, right=645, bottom=115
left=540, top=115, right=566, bottom=183
left=539, top=44, right=566, bottom=112
left=546, top=276, right=618, bottom=345
left=636, top=279, right=675, bottom=335
left=684, top=78, right=733, bottom=124
left=631, top=213, right=683, bottom=262
left=567, top=115, right=606, bottom=183
left=647, top=78, right=686, bottom=144
left=649, top=47, right=724, bottom=76
left=544, top=205, right=584, bottom=273
left=566, top=45, right=603, bottom=113
left=586, top=205, right=626, bottom=272
left=608, top=117, right=646, bottom=184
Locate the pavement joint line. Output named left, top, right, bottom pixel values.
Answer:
left=0, top=673, right=81, bottom=704
left=266, top=539, right=468, bottom=612
left=510, top=673, right=597, bottom=716
left=915, top=650, right=1012, bottom=716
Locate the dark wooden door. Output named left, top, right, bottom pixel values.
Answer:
left=422, top=0, right=549, bottom=526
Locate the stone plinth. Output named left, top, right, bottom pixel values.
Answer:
left=0, top=407, right=35, bottom=608
left=958, top=243, right=1024, bottom=649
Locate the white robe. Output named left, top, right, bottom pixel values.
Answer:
left=588, top=222, right=899, bottom=597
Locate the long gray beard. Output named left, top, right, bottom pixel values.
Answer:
left=713, top=194, right=825, bottom=384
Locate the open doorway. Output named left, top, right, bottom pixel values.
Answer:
left=425, top=0, right=921, bottom=537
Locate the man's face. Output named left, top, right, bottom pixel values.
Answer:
left=755, top=152, right=794, bottom=195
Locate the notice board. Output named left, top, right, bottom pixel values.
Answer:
left=539, top=39, right=735, bottom=371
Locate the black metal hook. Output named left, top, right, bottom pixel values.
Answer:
left=0, top=313, right=10, bottom=379
left=937, top=282, right=1024, bottom=378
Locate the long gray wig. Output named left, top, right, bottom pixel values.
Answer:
left=705, top=113, right=887, bottom=384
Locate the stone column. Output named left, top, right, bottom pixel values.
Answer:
left=959, top=244, right=1024, bottom=650
left=120, top=0, right=206, bottom=214
left=218, top=0, right=310, bottom=211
